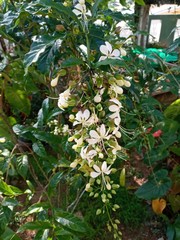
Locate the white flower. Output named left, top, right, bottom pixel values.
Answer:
left=94, top=87, right=105, bottom=103
left=73, top=109, right=91, bottom=126
left=109, top=98, right=122, bottom=119
left=90, top=161, right=111, bottom=178
left=87, top=124, right=110, bottom=145
left=73, top=0, right=91, bottom=17
left=109, top=83, right=123, bottom=97
left=94, top=94, right=101, bottom=103
left=58, top=88, right=71, bottom=110
left=99, top=42, right=120, bottom=61
left=120, top=48, right=127, bottom=56
left=51, top=76, right=59, bottom=87
left=62, top=124, right=69, bottom=133
left=80, top=146, right=97, bottom=165
left=0, top=137, right=6, bottom=143
left=108, top=139, right=122, bottom=154
left=87, top=113, right=99, bottom=125
left=112, top=127, right=121, bottom=138
left=72, top=137, right=83, bottom=150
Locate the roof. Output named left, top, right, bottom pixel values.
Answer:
left=150, top=4, right=180, bottom=14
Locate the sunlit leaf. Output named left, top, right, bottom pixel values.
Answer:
left=0, top=180, right=23, bottom=196
left=16, top=155, right=28, bottom=179
left=23, top=203, right=49, bottom=217
left=24, top=35, right=62, bottom=71
left=135, top=0, right=145, bottom=6
left=152, top=198, right=166, bottom=215
left=55, top=210, right=87, bottom=233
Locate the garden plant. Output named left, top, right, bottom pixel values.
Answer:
left=0, top=0, right=179, bottom=239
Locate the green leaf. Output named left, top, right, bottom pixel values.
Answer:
left=0, top=116, right=14, bottom=140
left=38, top=0, right=80, bottom=25
left=164, top=99, right=180, bottom=121
left=0, top=227, right=21, bottom=240
left=135, top=0, right=145, bottom=6
left=24, top=35, right=61, bottom=70
left=16, top=155, right=28, bottom=179
left=35, top=98, right=62, bottom=127
left=0, top=11, right=19, bottom=26
left=18, top=221, right=52, bottom=232
left=0, top=206, right=12, bottom=235
left=135, top=170, right=172, bottom=200
left=55, top=210, right=87, bottom=233
left=95, top=58, right=125, bottom=68
left=0, top=206, right=8, bottom=235
left=32, top=141, right=47, bottom=158
left=167, top=224, right=175, bottom=240
left=48, top=172, right=64, bottom=196
left=5, top=87, right=31, bottom=115
left=92, top=0, right=103, bottom=17
left=1, top=198, right=19, bottom=208
left=174, top=216, right=180, bottom=240
left=23, top=203, right=49, bottom=217
left=33, top=229, right=50, bottom=240
left=0, top=180, right=23, bottom=196
left=120, top=0, right=127, bottom=6
left=32, top=130, right=61, bottom=151
left=169, top=146, right=180, bottom=156
left=167, top=37, right=180, bottom=53
left=61, top=57, right=83, bottom=68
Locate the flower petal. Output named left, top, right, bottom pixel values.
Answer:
left=115, top=85, right=123, bottom=94
left=76, top=111, right=83, bottom=121
left=114, top=117, right=121, bottom=126
left=109, top=98, right=122, bottom=107
left=90, top=171, right=101, bottom=178
left=93, top=164, right=101, bottom=173
left=99, top=124, right=106, bottom=137
left=100, top=45, right=109, bottom=56
left=73, top=121, right=80, bottom=126
left=88, top=150, right=97, bottom=158
left=109, top=105, right=120, bottom=112
left=111, top=49, right=120, bottom=57
left=109, top=112, right=118, bottom=119
left=83, top=109, right=90, bottom=120
left=72, top=9, right=81, bottom=15
left=86, top=138, right=98, bottom=144
left=101, top=161, right=107, bottom=172
left=89, top=130, right=100, bottom=139
left=75, top=4, right=83, bottom=11
left=105, top=41, right=112, bottom=53
left=120, top=48, right=127, bottom=56
left=99, top=56, right=107, bottom=61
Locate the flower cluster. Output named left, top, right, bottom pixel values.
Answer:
left=57, top=69, right=131, bottom=200
left=53, top=2, right=132, bottom=237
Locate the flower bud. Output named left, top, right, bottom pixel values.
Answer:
left=51, top=77, right=59, bottom=87
left=96, top=209, right=101, bottom=215
left=94, top=94, right=101, bottom=103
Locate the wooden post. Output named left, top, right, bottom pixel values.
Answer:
left=137, top=4, right=151, bottom=48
